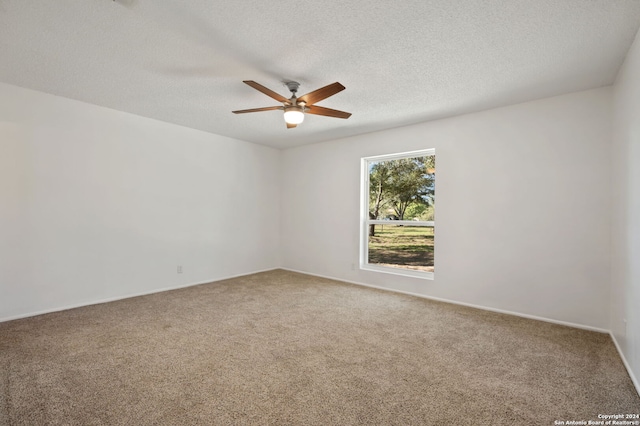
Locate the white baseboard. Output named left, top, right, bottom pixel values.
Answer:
left=0, top=267, right=279, bottom=323
left=280, top=267, right=609, bottom=334
left=610, top=333, right=640, bottom=397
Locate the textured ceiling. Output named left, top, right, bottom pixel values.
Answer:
left=1, top=1, right=639, bottom=149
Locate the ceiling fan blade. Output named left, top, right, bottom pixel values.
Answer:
left=305, top=105, right=352, bottom=119
left=243, top=80, right=290, bottom=104
left=286, top=122, right=297, bottom=129
left=232, top=106, right=283, bottom=114
left=297, top=82, right=345, bottom=105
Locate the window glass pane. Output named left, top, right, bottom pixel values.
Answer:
left=367, top=224, right=434, bottom=272
left=368, top=155, right=435, bottom=221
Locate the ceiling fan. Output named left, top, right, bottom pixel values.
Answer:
left=232, top=80, right=351, bottom=128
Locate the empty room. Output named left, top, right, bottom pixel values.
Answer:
left=1, top=1, right=640, bottom=424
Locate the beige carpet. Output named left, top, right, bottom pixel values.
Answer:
left=1, top=270, right=638, bottom=425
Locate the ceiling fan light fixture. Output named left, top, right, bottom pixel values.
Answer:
left=283, top=106, right=304, bottom=124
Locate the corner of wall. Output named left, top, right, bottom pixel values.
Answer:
left=610, top=25, right=640, bottom=396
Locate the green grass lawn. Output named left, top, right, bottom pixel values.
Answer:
left=368, top=225, right=434, bottom=271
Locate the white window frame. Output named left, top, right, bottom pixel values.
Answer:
left=360, top=149, right=435, bottom=280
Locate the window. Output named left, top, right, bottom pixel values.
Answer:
left=360, top=149, right=435, bottom=279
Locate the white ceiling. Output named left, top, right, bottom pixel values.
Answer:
left=1, top=1, right=639, bottom=149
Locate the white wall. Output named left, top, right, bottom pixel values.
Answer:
left=611, top=29, right=640, bottom=389
left=281, top=87, right=612, bottom=330
left=0, top=82, right=280, bottom=321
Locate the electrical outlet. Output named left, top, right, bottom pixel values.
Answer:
left=177, top=265, right=183, bottom=274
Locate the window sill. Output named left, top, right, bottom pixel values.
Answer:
left=360, top=264, right=434, bottom=280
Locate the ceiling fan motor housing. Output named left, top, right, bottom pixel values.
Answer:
left=284, top=81, right=300, bottom=95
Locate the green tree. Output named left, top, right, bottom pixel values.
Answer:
left=368, top=155, right=435, bottom=236
left=405, top=204, right=434, bottom=221
left=386, top=156, right=434, bottom=220
left=404, top=203, right=427, bottom=220
left=368, top=161, right=391, bottom=236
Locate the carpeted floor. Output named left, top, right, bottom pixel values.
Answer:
left=0, top=270, right=638, bottom=425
